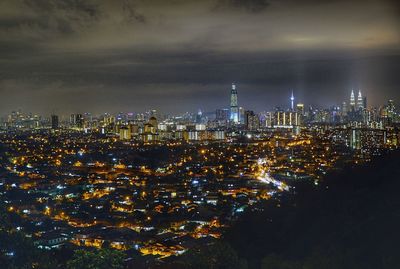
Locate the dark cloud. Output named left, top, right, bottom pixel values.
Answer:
left=122, top=0, right=146, bottom=23
left=0, top=0, right=399, bottom=115
left=216, top=0, right=270, bottom=12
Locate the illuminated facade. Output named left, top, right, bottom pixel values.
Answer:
left=350, top=90, right=356, bottom=110
left=357, top=90, right=363, bottom=110
left=290, top=91, right=295, bottom=111
left=230, top=83, right=239, bottom=124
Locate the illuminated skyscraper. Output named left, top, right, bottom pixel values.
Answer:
left=290, top=91, right=295, bottom=111
left=350, top=90, right=356, bottom=110
left=342, top=102, right=347, bottom=115
left=357, top=90, right=363, bottom=110
left=230, top=83, right=239, bottom=123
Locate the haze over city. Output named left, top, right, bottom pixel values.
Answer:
left=0, top=0, right=399, bottom=115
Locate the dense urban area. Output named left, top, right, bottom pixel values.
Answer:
left=1, top=87, right=399, bottom=268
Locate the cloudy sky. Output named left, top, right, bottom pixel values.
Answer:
left=0, top=0, right=399, bottom=115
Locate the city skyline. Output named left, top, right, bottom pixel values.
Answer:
left=0, top=0, right=399, bottom=115
left=1, top=85, right=396, bottom=117
left=0, top=86, right=396, bottom=119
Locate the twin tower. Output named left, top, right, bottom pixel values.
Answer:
left=350, top=89, right=365, bottom=111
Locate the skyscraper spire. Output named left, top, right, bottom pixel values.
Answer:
left=230, top=83, right=239, bottom=123
left=290, top=90, right=295, bottom=111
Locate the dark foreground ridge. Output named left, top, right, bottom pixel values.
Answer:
left=220, top=150, right=400, bottom=269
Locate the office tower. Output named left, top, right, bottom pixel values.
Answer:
left=51, top=115, right=59, bottom=129
left=342, top=102, right=347, bottom=115
left=290, top=91, right=295, bottom=111
left=387, top=100, right=395, bottom=113
left=70, top=114, right=74, bottom=127
left=230, top=83, right=239, bottom=124
left=332, top=106, right=341, bottom=123
left=239, top=107, right=245, bottom=123
left=76, top=114, right=84, bottom=129
left=265, top=112, right=273, bottom=127
left=70, top=114, right=75, bottom=126
left=296, top=103, right=304, bottom=116
left=296, top=104, right=304, bottom=126
left=244, top=110, right=260, bottom=131
left=387, top=100, right=396, bottom=123
left=70, top=114, right=84, bottom=129
left=350, top=90, right=356, bottom=110
left=357, top=90, right=363, bottom=110
left=363, top=97, right=367, bottom=109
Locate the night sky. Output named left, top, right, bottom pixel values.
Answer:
left=0, top=0, right=399, bottom=115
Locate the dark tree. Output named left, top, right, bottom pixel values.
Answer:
left=66, top=248, right=126, bottom=269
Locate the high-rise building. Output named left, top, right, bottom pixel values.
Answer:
left=264, top=112, right=273, bottom=128
left=51, top=115, right=59, bottom=129
left=342, top=102, right=347, bottom=115
left=357, top=90, right=363, bottom=110
left=76, top=114, right=84, bottom=129
left=387, top=100, right=396, bottom=123
left=296, top=104, right=304, bottom=126
left=296, top=103, right=304, bottom=116
left=274, top=111, right=299, bottom=127
left=350, top=90, right=356, bottom=110
left=244, top=110, right=260, bottom=131
left=239, top=107, right=245, bottom=123
left=363, top=97, right=367, bottom=110
left=70, top=114, right=84, bottom=129
left=230, top=83, right=239, bottom=124
left=290, top=91, right=295, bottom=111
